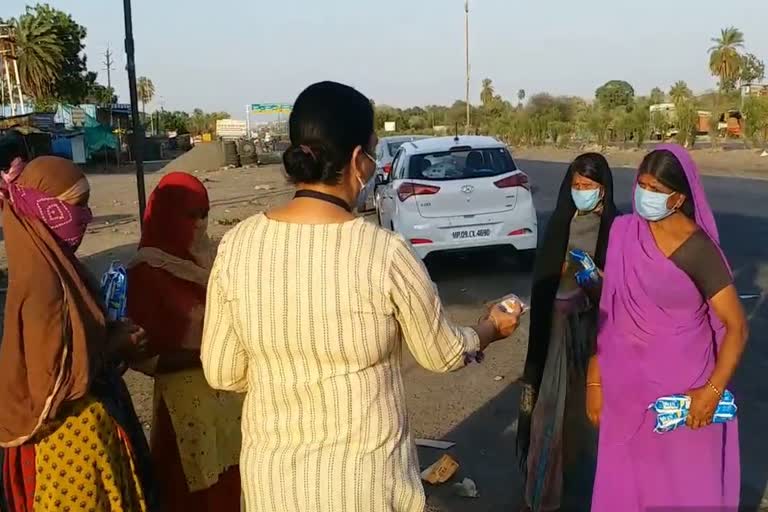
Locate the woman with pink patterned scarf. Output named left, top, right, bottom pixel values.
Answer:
left=0, top=139, right=157, bottom=512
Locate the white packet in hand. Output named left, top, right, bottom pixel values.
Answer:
left=496, top=294, right=529, bottom=316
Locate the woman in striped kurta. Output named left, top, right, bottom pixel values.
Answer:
left=201, top=81, right=521, bottom=512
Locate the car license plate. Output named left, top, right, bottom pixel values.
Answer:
left=451, top=228, right=491, bottom=240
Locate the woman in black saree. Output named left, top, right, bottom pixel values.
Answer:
left=517, top=153, right=617, bottom=512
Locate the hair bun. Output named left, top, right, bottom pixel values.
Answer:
left=282, top=143, right=334, bottom=184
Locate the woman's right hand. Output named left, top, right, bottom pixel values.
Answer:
left=586, top=385, right=603, bottom=426
left=488, top=305, right=520, bottom=338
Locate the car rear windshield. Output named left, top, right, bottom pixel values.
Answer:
left=406, top=147, right=517, bottom=181
left=387, top=141, right=407, bottom=155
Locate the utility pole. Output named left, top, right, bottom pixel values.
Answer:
left=123, top=0, right=147, bottom=225
left=103, top=45, right=115, bottom=126
left=464, top=0, right=470, bottom=134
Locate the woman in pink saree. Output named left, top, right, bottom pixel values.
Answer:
left=589, top=144, right=748, bottom=511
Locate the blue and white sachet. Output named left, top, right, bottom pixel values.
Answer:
left=648, top=390, right=737, bottom=433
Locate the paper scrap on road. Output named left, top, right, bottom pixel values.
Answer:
left=415, top=438, right=456, bottom=450
left=453, top=478, right=479, bottom=498
left=420, top=454, right=459, bottom=484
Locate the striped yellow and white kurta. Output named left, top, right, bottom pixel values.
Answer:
left=201, top=215, right=479, bottom=512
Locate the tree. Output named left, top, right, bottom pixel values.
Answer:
left=709, top=27, right=745, bottom=92
left=743, top=96, right=768, bottom=147
left=674, top=99, right=699, bottom=148
left=85, top=83, right=115, bottom=105
left=408, top=115, right=427, bottom=131
left=650, top=87, right=666, bottom=104
left=8, top=9, right=64, bottom=99
left=137, top=77, right=155, bottom=115
left=187, top=109, right=230, bottom=136
left=740, top=53, right=766, bottom=84
left=158, top=111, right=190, bottom=134
left=23, top=4, right=92, bottom=104
left=595, top=80, right=635, bottom=110
left=517, top=89, right=526, bottom=107
left=480, top=78, right=495, bottom=107
left=669, top=81, right=693, bottom=105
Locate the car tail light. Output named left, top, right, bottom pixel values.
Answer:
left=410, top=238, right=433, bottom=245
left=397, top=182, right=440, bottom=202
left=494, top=173, right=529, bottom=190
left=383, top=163, right=393, bottom=175
left=508, top=228, right=533, bottom=236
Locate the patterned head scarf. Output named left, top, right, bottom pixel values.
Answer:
left=0, top=156, right=104, bottom=447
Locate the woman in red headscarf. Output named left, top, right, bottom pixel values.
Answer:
left=127, top=172, right=243, bottom=512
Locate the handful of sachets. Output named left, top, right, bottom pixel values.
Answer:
left=100, top=261, right=128, bottom=321
left=568, top=249, right=600, bottom=287
left=648, top=390, right=737, bottom=433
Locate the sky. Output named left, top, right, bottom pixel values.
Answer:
left=4, top=0, right=768, bottom=118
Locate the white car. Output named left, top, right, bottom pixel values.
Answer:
left=375, top=135, right=537, bottom=261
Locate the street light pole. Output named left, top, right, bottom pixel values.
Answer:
left=464, top=0, right=470, bottom=134
left=122, top=0, right=147, bottom=226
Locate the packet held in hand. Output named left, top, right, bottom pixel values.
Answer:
left=569, top=249, right=601, bottom=287
left=100, top=261, right=128, bottom=321
left=648, top=390, right=737, bottom=433
left=496, top=294, right=529, bottom=316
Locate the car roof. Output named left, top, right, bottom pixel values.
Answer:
left=401, top=135, right=506, bottom=155
left=378, top=135, right=431, bottom=144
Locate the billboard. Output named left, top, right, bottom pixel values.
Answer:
left=250, top=103, right=293, bottom=114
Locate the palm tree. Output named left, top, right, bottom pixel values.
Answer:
left=480, top=78, right=495, bottom=106
left=137, top=76, right=155, bottom=116
left=12, top=13, right=64, bottom=99
left=517, top=88, right=526, bottom=107
left=669, top=81, right=693, bottom=105
left=708, top=27, right=745, bottom=91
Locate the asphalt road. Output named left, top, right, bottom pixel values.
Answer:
left=403, top=160, right=768, bottom=512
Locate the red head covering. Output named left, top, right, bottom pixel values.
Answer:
left=139, top=171, right=210, bottom=260
left=128, top=172, right=210, bottom=357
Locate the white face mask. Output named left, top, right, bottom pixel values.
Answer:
left=355, top=150, right=377, bottom=210
left=634, top=187, right=675, bottom=221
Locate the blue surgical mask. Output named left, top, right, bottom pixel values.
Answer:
left=634, top=187, right=674, bottom=221
left=571, top=188, right=601, bottom=212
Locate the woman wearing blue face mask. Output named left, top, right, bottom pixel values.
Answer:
left=590, top=145, right=747, bottom=512
left=518, top=153, right=617, bottom=512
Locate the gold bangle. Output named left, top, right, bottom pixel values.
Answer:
left=586, top=382, right=602, bottom=388
left=706, top=379, right=723, bottom=398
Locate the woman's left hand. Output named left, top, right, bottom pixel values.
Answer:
left=107, top=318, right=149, bottom=361
left=686, top=385, right=720, bottom=430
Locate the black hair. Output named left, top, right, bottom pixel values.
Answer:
left=282, top=81, right=374, bottom=185
left=0, top=130, right=30, bottom=170
left=517, top=152, right=618, bottom=473
left=639, top=149, right=695, bottom=218
left=571, top=152, right=611, bottom=187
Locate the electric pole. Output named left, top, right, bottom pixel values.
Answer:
left=103, top=45, right=114, bottom=125
left=465, top=0, right=470, bottom=134
left=123, top=0, right=147, bottom=225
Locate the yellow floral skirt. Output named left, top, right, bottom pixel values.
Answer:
left=33, top=396, right=147, bottom=512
